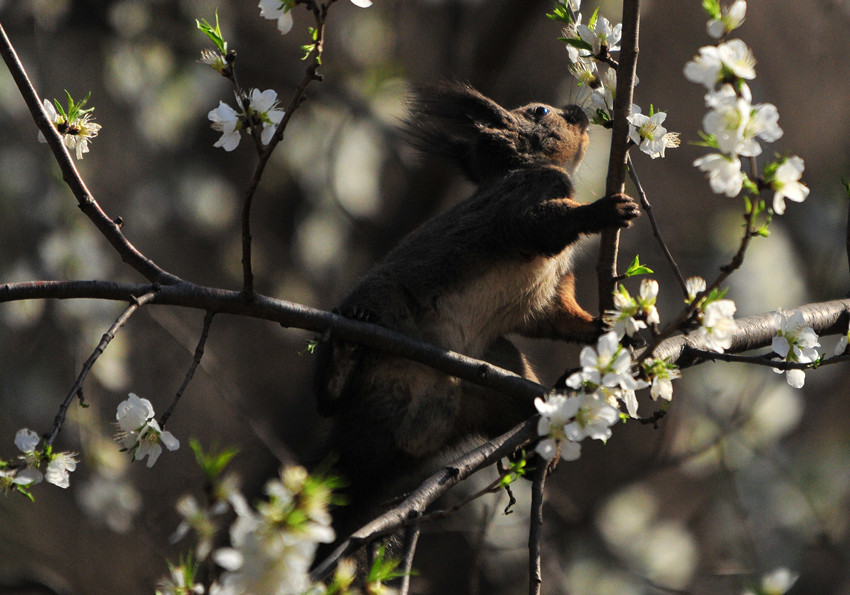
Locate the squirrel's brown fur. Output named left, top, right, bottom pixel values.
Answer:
left=314, top=81, right=639, bottom=539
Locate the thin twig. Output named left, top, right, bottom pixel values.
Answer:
left=159, top=310, right=216, bottom=428
left=597, top=0, right=641, bottom=313
left=637, top=197, right=763, bottom=364
left=0, top=22, right=178, bottom=286
left=412, top=474, right=509, bottom=524
left=528, top=457, right=549, bottom=595
left=309, top=419, right=539, bottom=582
left=44, top=290, right=158, bottom=446
left=688, top=348, right=850, bottom=370
left=627, top=155, right=688, bottom=296
left=398, top=524, right=421, bottom=595
left=240, top=0, right=336, bottom=298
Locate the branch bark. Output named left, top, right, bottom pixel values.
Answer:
left=0, top=22, right=179, bottom=286
left=597, top=0, right=641, bottom=313
left=309, top=418, right=540, bottom=582
left=3, top=280, right=848, bottom=401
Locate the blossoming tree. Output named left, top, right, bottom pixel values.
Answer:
left=0, top=1, right=848, bottom=593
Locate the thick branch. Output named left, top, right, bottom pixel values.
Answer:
left=0, top=22, right=178, bottom=286
left=647, top=299, right=850, bottom=367
left=4, top=281, right=849, bottom=398
left=309, top=418, right=539, bottom=581
left=597, top=0, right=640, bottom=313
left=0, top=280, right=547, bottom=401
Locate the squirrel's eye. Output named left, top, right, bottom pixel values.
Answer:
left=533, top=106, right=550, bottom=120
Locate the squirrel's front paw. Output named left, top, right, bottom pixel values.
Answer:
left=601, top=192, right=640, bottom=228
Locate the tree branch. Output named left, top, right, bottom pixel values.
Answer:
left=0, top=22, right=179, bottom=286
left=309, top=418, right=540, bottom=582
left=597, top=0, right=640, bottom=313
left=159, top=310, right=216, bottom=428
left=240, top=0, right=336, bottom=298
left=44, top=290, right=158, bottom=447
left=528, top=457, right=549, bottom=595
left=4, top=280, right=849, bottom=404
left=647, top=299, right=850, bottom=367
left=0, top=279, right=548, bottom=401
left=627, top=155, right=688, bottom=297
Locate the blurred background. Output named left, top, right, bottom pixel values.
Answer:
left=1, top=0, right=850, bottom=593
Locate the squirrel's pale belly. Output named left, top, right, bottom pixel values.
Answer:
left=429, top=248, right=576, bottom=356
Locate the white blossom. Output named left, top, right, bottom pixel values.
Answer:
left=698, top=298, right=738, bottom=353
left=772, top=310, right=820, bottom=388
left=535, top=394, right=582, bottom=461
left=534, top=391, right=618, bottom=460
left=770, top=155, right=809, bottom=215
left=566, top=331, right=648, bottom=417
left=115, top=393, right=180, bottom=467
left=13, top=428, right=43, bottom=486
left=208, top=101, right=242, bottom=151
left=628, top=106, right=679, bottom=159
left=644, top=359, right=681, bottom=402
left=44, top=451, right=77, bottom=489
left=577, top=15, right=622, bottom=56
left=260, top=0, right=369, bottom=32
left=707, top=0, right=747, bottom=39
left=37, top=97, right=102, bottom=159
left=685, top=276, right=707, bottom=303
left=77, top=475, right=142, bottom=533
left=258, top=0, right=294, bottom=34
left=246, top=88, right=285, bottom=145
left=208, top=90, right=285, bottom=151
left=14, top=428, right=40, bottom=454
left=213, top=468, right=335, bottom=595
left=702, top=84, right=782, bottom=157
left=604, top=279, right=660, bottom=339
left=684, top=39, right=755, bottom=89
left=561, top=12, right=586, bottom=64
left=566, top=392, right=620, bottom=441
left=157, top=565, right=205, bottom=595
left=693, top=152, right=744, bottom=197
left=199, top=48, right=228, bottom=74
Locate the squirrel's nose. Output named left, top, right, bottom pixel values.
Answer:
left=561, top=105, right=589, bottom=130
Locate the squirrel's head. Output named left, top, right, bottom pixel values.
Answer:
left=405, top=81, right=589, bottom=183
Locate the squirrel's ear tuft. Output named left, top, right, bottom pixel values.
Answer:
left=403, top=80, right=516, bottom=182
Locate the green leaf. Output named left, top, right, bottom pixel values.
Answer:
left=692, top=131, right=719, bottom=149
left=588, top=6, right=600, bottom=28
left=196, top=9, right=227, bottom=54
left=499, top=452, right=528, bottom=486
left=704, top=286, right=729, bottom=303
left=702, top=0, right=721, bottom=19
left=546, top=2, right=574, bottom=24
left=366, top=544, right=409, bottom=584
left=739, top=172, right=757, bottom=196
left=190, top=438, right=239, bottom=481
left=17, top=484, right=35, bottom=502
left=624, top=255, right=654, bottom=277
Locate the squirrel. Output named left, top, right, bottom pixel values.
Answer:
left=313, top=81, right=639, bottom=540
